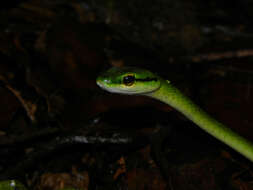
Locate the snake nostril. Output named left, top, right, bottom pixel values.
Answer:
left=104, top=79, right=111, bottom=84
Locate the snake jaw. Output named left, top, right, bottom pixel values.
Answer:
left=96, top=79, right=124, bottom=94
left=96, top=80, right=110, bottom=91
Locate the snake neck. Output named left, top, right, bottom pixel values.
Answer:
left=147, top=78, right=253, bottom=162
left=147, top=79, right=216, bottom=128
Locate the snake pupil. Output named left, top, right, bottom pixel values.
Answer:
left=123, top=75, right=135, bottom=86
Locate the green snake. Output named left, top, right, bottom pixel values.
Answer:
left=96, top=67, right=253, bottom=162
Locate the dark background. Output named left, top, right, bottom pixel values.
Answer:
left=0, top=0, right=253, bottom=190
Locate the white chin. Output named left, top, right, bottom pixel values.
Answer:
left=106, top=88, right=138, bottom=94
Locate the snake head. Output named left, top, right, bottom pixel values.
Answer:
left=96, top=67, right=161, bottom=94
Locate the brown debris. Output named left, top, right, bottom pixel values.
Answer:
left=38, top=169, right=89, bottom=190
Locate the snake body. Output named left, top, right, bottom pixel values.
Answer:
left=96, top=67, right=253, bottom=161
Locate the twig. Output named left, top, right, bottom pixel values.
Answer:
left=189, top=49, right=253, bottom=62
left=0, top=75, right=37, bottom=123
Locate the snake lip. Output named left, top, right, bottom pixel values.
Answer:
left=96, top=80, right=104, bottom=88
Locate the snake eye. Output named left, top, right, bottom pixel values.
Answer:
left=123, top=75, right=135, bottom=86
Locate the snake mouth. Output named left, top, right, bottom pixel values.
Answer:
left=96, top=80, right=113, bottom=92
left=96, top=79, right=137, bottom=94
left=96, top=80, right=104, bottom=88
left=96, top=79, right=116, bottom=92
